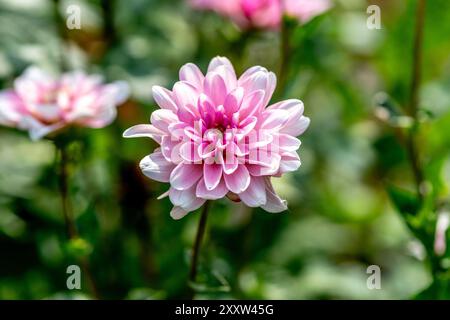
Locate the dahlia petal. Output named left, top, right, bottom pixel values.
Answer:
left=170, top=206, right=189, bottom=220
left=276, top=133, right=301, bottom=152
left=260, top=109, right=290, bottom=131
left=267, top=99, right=309, bottom=136
left=224, top=164, right=250, bottom=193
left=239, top=89, right=265, bottom=120
left=238, top=66, right=266, bottom=86
left=151, top=109, right=178, bottom=133
left=224, top=87, right=244, bottom=116
left=285, top=116, right=310, bottom=137
left=204, top=72, right=228, bottom=106
left=279, top=152, right=301, bottom=173
left=14, top=67, right=55, bottom=102
left=223, top=156, right=239, bottom=174
left=196, top=178, right=228, bottom=200
left=170, top=163, right=203, bottom=190
left=261, top=177, right=288, bottom=213
left=264, top=72, right=277, bottom=106
left=157, top=190, right=170, bottom=200
left=208, top=56, right=235, bottom=74
left=213, top=65, right=237, bottom=92
left=184, top=125, right=203, bottom=143
left=198, top=142, right=216, bottom=159
left=179, top=63, right=204, bottom=90
left=161, top=136, right=182, bottom=162
left=33, top=103, right=61, bottom=122
left=106, top=81, right=129, bottom=105
left=168, top=122, right=189, bottom=140
left=240, top=70, right=268, bottom=94
left=78, top=103, right=117, bottom=128
left=0, top=91, right=23, bottom=126
left=139, top=151, right=175, bottom=182
left=203, top=163, right=223, bottom=190
left=169, top=186, right=206, bottom=213
left=267, top=99, right=304, bottom=114
left=238, top=176, right=267, bottom=207
left=247, top=152, right=281, bottom=176
left=122, top=124, right=164, bottom=143
left=17, top=116, right=63, bottom=141
left=179, top=141, right=202, bottom=163
left=173, top=81, right=200, bottom=117
left=247, top=129, right=273, bottom=148
left=237, top=116, right=257, bottom=137
left=152, top=86, right=178, bottom=112
left=169, top=187, right=193, bottom=207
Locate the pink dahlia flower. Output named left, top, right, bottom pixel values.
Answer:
left=0, top=67, right=129, bottom=141
left=123, top=57, right=309, bottom=219
left=190, top=0, right=331, bottom=30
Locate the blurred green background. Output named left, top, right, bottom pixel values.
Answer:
left=1, top=0, right=450, bottom=299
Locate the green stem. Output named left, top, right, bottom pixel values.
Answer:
left=277, top=18, right=293, bottom=97
left=406, top=0, right=427, bottom=201
left=56, top=142, right=100, bottom=299
left=52, top=0, right=69, bottom=71
left=189, top=201, right=210, bottom=288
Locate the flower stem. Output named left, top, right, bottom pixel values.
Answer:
left=56, top=142, right=100, bottom=299
left=58, top=144, right=77, bottom=239
left=189, top=201, right=210, bottom=287
left=52, top=0, right=69, bottom=71
left=406, top=0, right=427, bottom=201
left=277, top=18, right=292, bottom=97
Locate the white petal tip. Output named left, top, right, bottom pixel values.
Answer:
left=170, top=206, right=189, bottom=220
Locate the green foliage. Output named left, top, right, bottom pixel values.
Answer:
left=1, top=0, right=450, bottom=300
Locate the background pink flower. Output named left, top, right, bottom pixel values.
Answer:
left=284, top=0, right=332, bottom=24
left=124, top=57, right=309, bottom=219
left=0, top=67, right=129, bottom=141
left=190, top=0, right=331, bottom=29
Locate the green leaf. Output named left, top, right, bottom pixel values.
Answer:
left=386, top=184, right=420, bottom=216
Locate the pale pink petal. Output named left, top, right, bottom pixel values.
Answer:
left=224, top=87, right=244, bottom=116
left=261, top=177, right=288, bottom=213
left=238, top=89, right=265, bottom=120
left=169, top=186, right=206, bottom=214
left=238, top=176, right=267, bottom=207
left=179, top=141, right=202, bottom=163
left=196, top=178, right=228, bottom=200
left=276, top=133, right=301, bottom=152
left=260, top=109, right=289, bottom=131
left=279, top=151, right=301, bottom=173
left=152, top=86, right=178, bottom=112
left=123, top=124, right=164, bottom=143
left=170, top=163, right=203, bottom=190
left=179, top=63, right=205, bottom=90
left=151, top=109, right=179, bottom=133
left=139, top=151, right=175, bottom=182
left=224, top=164, right=250, bottom=193
left=268, top=99, right=309, bottom=136
left=203, top=163, right=222, bottom=190
left=207, top=56, right=235, bottom=74
left=0, top=91, right=24, bottom=126
left=204, top=72, right=228, bottom=106
left=170, top=206, right=189, bottom=220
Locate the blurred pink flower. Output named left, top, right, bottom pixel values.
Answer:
left=434, top=212, right=450, bottom=256
left=284, top=0, right=332, bottom=24
left=0, top=67, right=129, bottom=140
left=190, top=0, right=331, bottom=30
left=124, top=57, right=309, bottom=219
